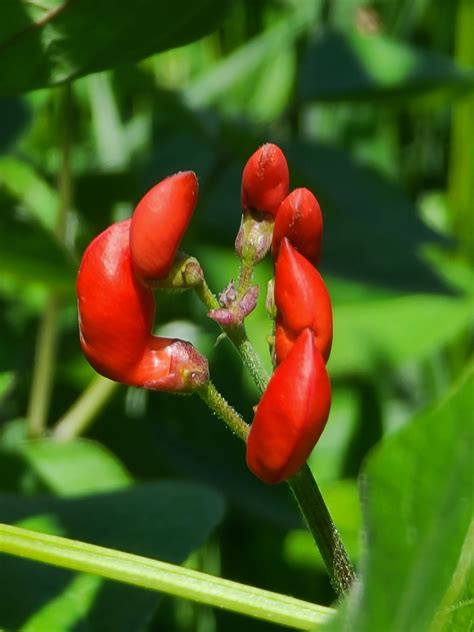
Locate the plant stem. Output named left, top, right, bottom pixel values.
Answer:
left=194, top=277, right=355, bottom=595
left=197, top=381, right=249, bottom=442
left=52, top=376, right=119, bottom=441
left=27, top=83, right=72, bottom=438
left=0, top=523, right=335, bottom=630
left=289, top=464, right=356, bottom=596
left=27, top=295, right=60, bottom=438
left=194, top=278, right=270, bottom=392
left=227, top=325, right=270, bottom=393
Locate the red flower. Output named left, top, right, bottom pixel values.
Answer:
left=246, top=329, right=331, bottom=484
left=274, top=238, right=332, bottom=364
left=273, top=188, right=323, bottom=266
left=241, top=144, right=289, bottom=217
left=77, top=220, right=208, bottom=391
left=130, top=171, right=198, bottom=284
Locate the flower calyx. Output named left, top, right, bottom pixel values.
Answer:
left=208, top=281, right=259, bottom=327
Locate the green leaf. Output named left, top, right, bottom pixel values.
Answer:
left=183, top=6, right=316, bottom=122
left=329, top=294, right=472, bottom=378
left=21, top=439, right=132, bottom=496
left=0, top=0, right=233, bottom=95
left=284, top=141, right=447, bottom=292
left=0, top=482, right=225, bottom=631
left=299, top=29, right=474, bottom=102
left=0, top=522, right=335, bottom=630
left=0, top=199, right=75, bottom=289
left=326, top=365, right=474, bottom=631
left=0, top=157, right=59, bottom=231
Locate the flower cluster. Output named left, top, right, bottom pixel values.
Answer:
left=77, top=172, right=209, bottom=392
left=244, top=145, right=333, bottom=484
left=77, top=144, right=333, bottom=485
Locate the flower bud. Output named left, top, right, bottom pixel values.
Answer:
left=274, top=239, right=332, bottom=364
left=130, top=171, right=198, bottom=284
left=77, top=220, right=208, bottom=391
left=272, top=188, right=323, bottom=266
left=246, top=329, right=331, bottom=484
left=241, top=144, right=289, bottom=217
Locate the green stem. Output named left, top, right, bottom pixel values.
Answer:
left=0, top=523, right=335, bottom=630
left=227, top=325, right=270, bottom=393
left=197, top=381, right=249, bottom=442
left=194, top=278, right=355, bottom=596
left=195, top=278, right=270, bottom=392
left=26, top=84, right=73, bottom=438
left=26, top=295, right=60, bottom=438
left=52, top=376, right=119, bottom=441
left=289, top=465, right=356, bottom=596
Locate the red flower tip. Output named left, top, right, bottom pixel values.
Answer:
left=274, top=238, right=332, bottom=364
left=77, top=220, right=208, bottom=391
left=241, top=144, right=289, bottom=217
left=246, top=329, right=331, bottom=484
left=272, top=188, right=323, bottom=265
left=130, top=171, right=199, bottom=284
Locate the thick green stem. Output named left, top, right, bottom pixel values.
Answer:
left=289, top=465, right=356, bottom=596
left=0, top=523, right=335, bottom=630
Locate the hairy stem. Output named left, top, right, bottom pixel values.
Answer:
left=194, top=277, right=355, bottom=596
left=289, top=465, right=356, bottom=596
left=197, top=381, right=249, bottom=442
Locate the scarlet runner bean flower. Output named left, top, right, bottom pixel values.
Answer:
left=130, top=171, right=199, bottom=283
left=241, top=143, right=290, bottom=217
left=236, top=144, right=290, bottom=264
left=246, top=329, right=331, bottom=484
left=272, top=188, right=323, bottom=266
left=274, top=238, right=332, bottom=364
left=77, top=174, right=208, bottom=391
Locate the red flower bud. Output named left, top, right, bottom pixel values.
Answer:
left=272, top=188, right=323, bottom=266
left=246, top=329, right=331, bottom=484
left=130, top=171, right=198, bottom=284
left=241, top=144, right=289, bottom=217
left=77, top=220, right=208, bottom=391
left=274, top=239, right=332, bottom=364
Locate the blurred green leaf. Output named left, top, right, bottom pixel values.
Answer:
left=0, top=0, right=233, bottom=95
left=0, top=199, right=75, bottom=289
left=184, top=5, right=315, bottom=122
left=329, top=294, right=472, bottom=378
left=0, top=481, right=225, bottom=631
left=299, top=29, right=474, bottom=102
left=285, top=141, right=447, bottom=291
left=0, top=97, right=29, bottom=150
left=325, top=365, right=474, bottom=631
left=21, top=439, right=132, bottom=497
left=0, top=156, right=59, bottom=231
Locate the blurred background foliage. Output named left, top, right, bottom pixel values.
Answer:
left=0, top=0, right=472, bottom=630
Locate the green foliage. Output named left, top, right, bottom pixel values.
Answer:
left=0, top=0, right=234, bottom=94
left=0, top=480, right=225, bottom=630
left=0, top=0, right=473, bottom=630
left=324, top=365, right=474, bottom=631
